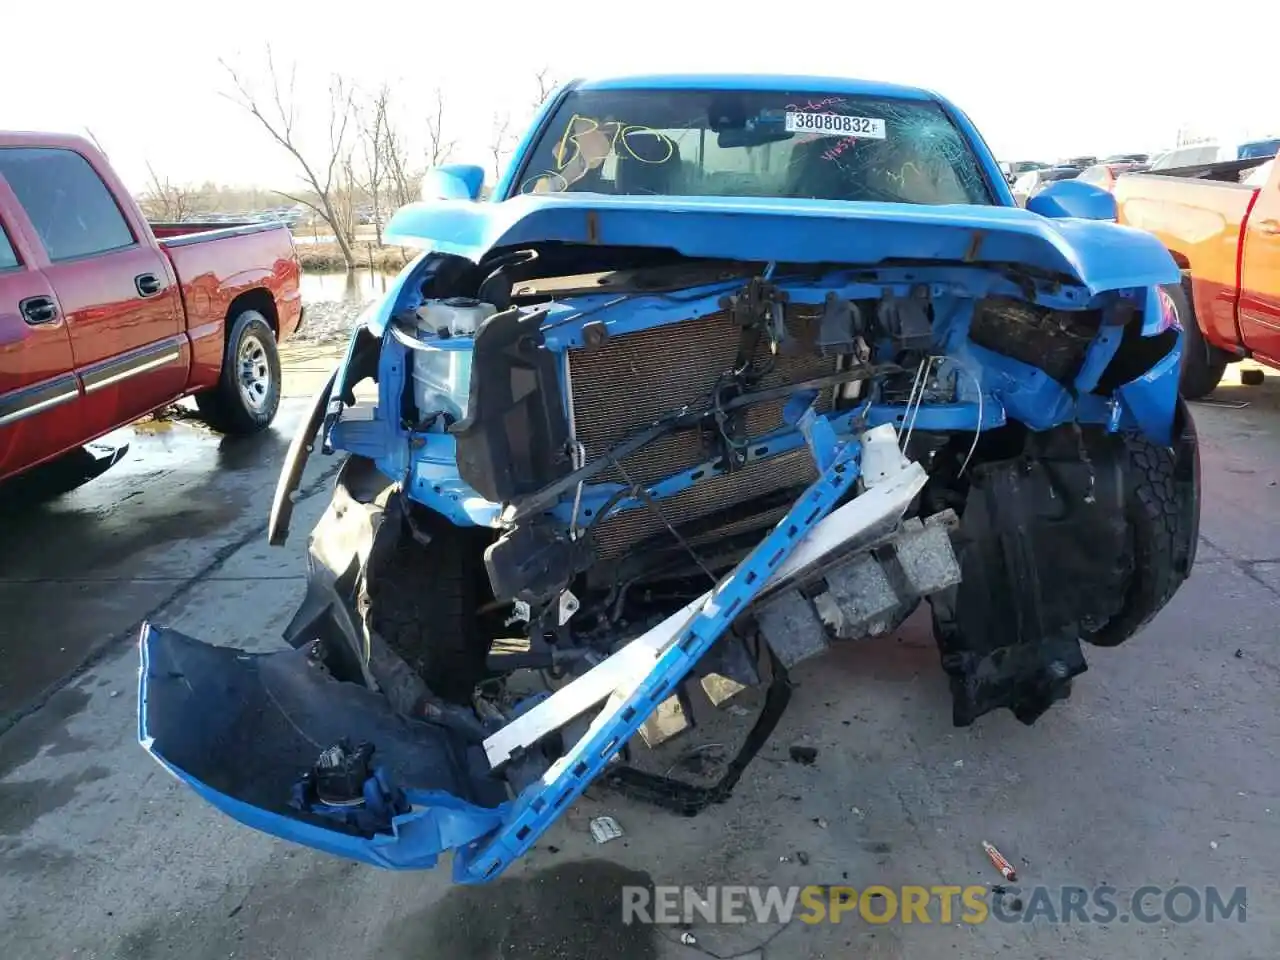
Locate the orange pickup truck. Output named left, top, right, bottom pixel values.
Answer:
left=1113, top=152, right=1280, bottom=398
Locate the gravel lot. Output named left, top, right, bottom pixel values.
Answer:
left=293, top=299, right=375, bottom=345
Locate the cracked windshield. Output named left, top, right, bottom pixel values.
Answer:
left=518, top=88, right=992, bottom=204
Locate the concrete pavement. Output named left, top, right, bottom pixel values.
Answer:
left=1, top=360, right=1278, bottom=959
left=0, top=342, right=343, bottom=725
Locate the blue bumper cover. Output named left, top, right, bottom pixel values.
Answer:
left=138, top=625, right=510, bottom=873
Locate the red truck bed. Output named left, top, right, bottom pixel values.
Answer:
left=156, top=223, right=304, bottom=388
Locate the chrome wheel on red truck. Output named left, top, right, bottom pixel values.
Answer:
left=236, top=331, right=274, bottom=414
left=195, top=309, right=282, bottom=434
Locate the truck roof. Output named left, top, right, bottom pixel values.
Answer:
left=572, top=73, right=937, bottom=102
left=0, top=130, right=98, bottom=152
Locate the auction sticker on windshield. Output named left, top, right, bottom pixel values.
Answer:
left=785, top=112, right=886, bottom=139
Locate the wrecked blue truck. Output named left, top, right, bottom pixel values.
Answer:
left=139, top=75, right=1200, bottom=882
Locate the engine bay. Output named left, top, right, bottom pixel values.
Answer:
left=295, top=245, right=1188, bottom=784
left=349, top=247, right=1174, bottom=636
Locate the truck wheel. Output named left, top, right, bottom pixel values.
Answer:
left=195, top=309, right=281, bottom=435
left=362, top=498, right=491, bottom=704
left=1168, top=280, right=1226, bottom=400
left=1084, top=406, right=1200, bottom=647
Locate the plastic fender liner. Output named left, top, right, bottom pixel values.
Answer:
left=268, top=324, right=385, bottom=546
left=267, top=367, right=336, bottom=546
left=929, top=425, right=1130, bottom=726
left=1173, top=395, right=1200, bottom=572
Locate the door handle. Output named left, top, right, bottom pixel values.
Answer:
left=19, top=295, right=58, bottom=325
left=135, top=273, right=164, bottom=297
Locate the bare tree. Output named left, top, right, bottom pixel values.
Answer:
left=382, top=121, right=418, bottom=210
left=356, top=85, right=391, bottom=246
left=425, top=87, right=456, bottom=169
left=531, top=67, right=557, bottom=110
left=220, top=48, right=358, bottom=269
left=139, top=162, right=199, bottom=221
left=489, top=113, right=513, bottom=183
left=335, top=154, right=360, bottom=250
left=83, top=127, right=111, bottom=160
left=478, top=70, right=559, bottom=195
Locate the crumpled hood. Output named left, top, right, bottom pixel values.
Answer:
left=385, top=194, right=1180, bottom=296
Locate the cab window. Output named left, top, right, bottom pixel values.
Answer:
left=0, top=223, right=18, bottom=270
left=0, top=147, right=136, bottom=262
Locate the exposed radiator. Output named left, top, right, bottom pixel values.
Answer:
left=568, top=309, right=837, bottom=559
left=591, top=450, right=816, bottom=560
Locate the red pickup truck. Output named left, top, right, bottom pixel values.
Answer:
left=1113, top=151, right=1280, bottom=398
left=0, top=132, right=303, bottom=491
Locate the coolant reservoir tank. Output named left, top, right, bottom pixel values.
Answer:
left=410, top=298, right=496, bottom=423
left=415, top=297, right=497, bottom=338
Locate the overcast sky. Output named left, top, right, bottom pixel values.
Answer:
left=3, top=0, right=1274, bottom=194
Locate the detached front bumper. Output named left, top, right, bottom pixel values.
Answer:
left=138, top=625, right=509, bottom=871
left=139, top=421, right=937, bottom=883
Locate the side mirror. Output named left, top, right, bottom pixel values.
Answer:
left=421, top=164, right=486, bottom=202
left=1026, top=180, right=1117, bottom=221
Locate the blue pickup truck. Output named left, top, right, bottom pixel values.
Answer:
left=139, top=74, right=1200, bottom=883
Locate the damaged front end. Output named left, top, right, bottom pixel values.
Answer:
left=140, top=198, right=1199, bottom=883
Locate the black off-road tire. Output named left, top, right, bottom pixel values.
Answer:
left=195, top=309, right=282, bottom=435
left=362, top=500, right=490, bottom=704
left=1168, top=279, right=1227, bottom=401
left=1085, top=404, right=1200, bottom=647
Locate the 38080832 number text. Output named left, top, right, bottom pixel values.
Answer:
left=784, top=112, right=885, bottom=139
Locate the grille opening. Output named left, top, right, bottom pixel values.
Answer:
left=568, top=308, right=835, bottom=560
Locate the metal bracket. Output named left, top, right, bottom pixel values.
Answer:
left=456, top=425, right=861, bottom=883
left=798, top=406, right=840, bottom=473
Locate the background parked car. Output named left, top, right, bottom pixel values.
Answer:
left=1239, top=138, right=1280, bottom=160
left=1078, top=160, right=1151, bottom=191
left=1011, top=164, right=1083, bottom=206
left=1151, top=139, right=1280, bottom=171
left=1001, top=160, right=1051, bottom=185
